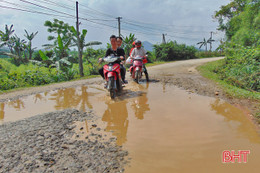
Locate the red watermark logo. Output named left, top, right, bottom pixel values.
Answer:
left=222, top=150, right=250, bottom=163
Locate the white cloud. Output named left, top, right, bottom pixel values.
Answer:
left=0, top=0, right=230, bottom=50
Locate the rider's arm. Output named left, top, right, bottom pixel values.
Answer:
left=105, top=48, right=111, bottom=57
left=130, top=48, right=135, bottom=58
left=120, top=48, right=126, bottom=60
left=142, top=48, right=148, bottom=58
left=99, top=48, right=111, bottom=63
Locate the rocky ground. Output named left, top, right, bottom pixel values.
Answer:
left=0, top=109, right=128, bottom=173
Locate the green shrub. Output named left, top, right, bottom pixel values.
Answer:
left=153, top=41, right=197, bottom=61
left=216, top=44, right=260, bottom=92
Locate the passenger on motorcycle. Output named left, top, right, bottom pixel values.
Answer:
left=99, top=35, right=127, bottom=85
left=130, top=40, right=149, bottom=81
left=116, top=36, right=127, bottom=83
left=116, top=36, right=123, bottom=47
left=129, top=41, right=136, bottom=56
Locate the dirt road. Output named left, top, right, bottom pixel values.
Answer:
left=1, top=57, right=257, bottom=120
left=1, top=57, right=259, bottom=173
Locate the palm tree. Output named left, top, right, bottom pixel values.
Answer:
left=24, top=30, right=38, bottom=60
left=197, top=38, right=208, bottom=51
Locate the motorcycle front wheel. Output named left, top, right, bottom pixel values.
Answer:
left=108, top=77, right=116, bottom=99
left=135, top=71, right=140, bottom=84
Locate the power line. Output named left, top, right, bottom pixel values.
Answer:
left=0, top=4, right=74, bottom=19
left=19, top=0, right=75, bottom=18
left=0, top=0, right=216, bottom=43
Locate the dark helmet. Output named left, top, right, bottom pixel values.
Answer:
left=135, top=40, right=142, bottom=48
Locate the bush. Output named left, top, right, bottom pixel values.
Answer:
left=216, top=44, right=260, bottom=92
left=153, top=41, right=197, bottom=61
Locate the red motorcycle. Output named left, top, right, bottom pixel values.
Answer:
left=103, top=56, right=123, bottom=99
left=129, top=56, right=148, bottom=83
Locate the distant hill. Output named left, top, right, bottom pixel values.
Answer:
left=0, top=48, right=9, bottom=58
left=143, top=41, right=154, bottom=52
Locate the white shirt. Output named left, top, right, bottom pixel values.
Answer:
left=131, top=47, right=147, bottom=57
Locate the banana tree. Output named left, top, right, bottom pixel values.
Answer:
left=207, top=38, right=215, bottom=52
left=197, top=38, right=208, bottom=51
left=32, top=34, right=72, bottom=71
left=70, top=26, right=101, bottom=77
left=12, top=35, right=26, bottom=60
left=24, top=30, right=38, bottom=60
left=122, top=33, right=137, bottom=56
left=0, top=24, right=15, bottom=53
left=0, top=34, right=27, bottom=65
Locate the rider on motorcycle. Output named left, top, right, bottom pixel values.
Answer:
left=99, top=35, right=127, bottom=86
left=130, top=40, right=149, bottom=81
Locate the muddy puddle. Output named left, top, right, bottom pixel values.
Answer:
left=0, top=81, right=259, bottom=173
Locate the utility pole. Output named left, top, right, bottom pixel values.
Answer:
left=162, top=33, right=167, bottom=44
left=76, top=1, right=84, bottom=77
left=116, top=17, right=122, bottom=36
left=209, top=31, right=213, bottom=52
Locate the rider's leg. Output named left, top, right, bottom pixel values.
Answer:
left=99, top=67, right=105, bottom=79
left=129, top=64, right=133, bottom=75
left=99, top=67, right=107, bottom=87
left=143, top=65, right=149, bottom=81
left=120, top=65, right=127, bottom=83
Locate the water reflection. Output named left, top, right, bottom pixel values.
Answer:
left=102, top=100, right=129, bottom=146
left=33, top=92, right=48, bottom=103
left=0, top=85, right=97, bottom=122
left=8, top=99, right=25, bottom=110
left=49, top=86, right=94, bottom=111
left=210, top=99, right=260, bottom=143
left=131, top=83, right=150, bottom=120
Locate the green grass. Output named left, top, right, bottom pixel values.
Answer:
left=198, top=59, right=260, bottom=100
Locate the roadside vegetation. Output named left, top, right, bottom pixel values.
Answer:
left=0, top=17, right=223, bottom=92
left=212, top=0, right=259, bottom=93
left=198, top=0, right=259, bottom=122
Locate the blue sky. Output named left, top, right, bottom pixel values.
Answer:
left=0, top=0, right=230, bottom=50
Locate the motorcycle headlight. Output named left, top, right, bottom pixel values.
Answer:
left=109, top=66, right=113, bottom=71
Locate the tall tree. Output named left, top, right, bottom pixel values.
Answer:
left=0, top=24, right=15, bottom=53
left=197, top=38, right=208, bottom=51
left=207, top=38, right=215, bottom=52
left=70, top=26, right=101, bottom=77
left=24, top=30, right=38, bottom=60
left=214, top=0, right=247, bottom=40
left=43, top=19, right=73, bottom=49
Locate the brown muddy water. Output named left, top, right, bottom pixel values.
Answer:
left=0, top=81, right=260, bottom=173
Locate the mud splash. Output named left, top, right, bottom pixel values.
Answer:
left=0, top=81, right=259, bottom=173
